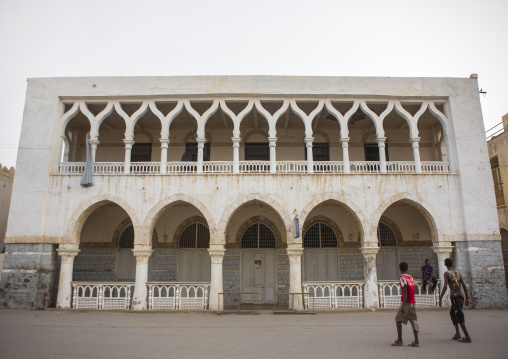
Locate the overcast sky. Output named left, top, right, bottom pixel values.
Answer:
left=0, top=0, right=507, bottom=168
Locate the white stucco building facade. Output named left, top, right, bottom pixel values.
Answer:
left=1, top=75, right=506, bottom=310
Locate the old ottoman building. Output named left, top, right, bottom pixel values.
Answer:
left=1, top=75, right=506, bottom=311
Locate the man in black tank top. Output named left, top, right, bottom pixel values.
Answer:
left=439, top=258, right=472, bottom=343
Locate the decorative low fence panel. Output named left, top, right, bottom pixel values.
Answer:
left=203, top=161, right=233, bottom=174
left=421, top=161, right=450, bottom=174
left=94, top=162, right=124, bottom=174
left=276, top=161, right=308, bottom=173
left=130, top=162, right=160, bottom=174
left=350, top=161, right=381, bottom=173
left=239, top=161, right=270, bottom=173
left=313, top=161, right=344, bottom=173
left=378, top=280, right=440, bottom=308
left=166, top=162, right=197, bottom=173
left=148, top=282, right=210, bottom=310
left=302, top=282, right=364, bottom=309
left=386, top=161, right=416, bottom=173
left=72, top=282, right=134, bottom=310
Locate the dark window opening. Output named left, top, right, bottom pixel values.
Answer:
left=364, top=143, right=389, bottom=161
left=245, top=142, right=269, bottom=161
left=304, top=142, right=330, bottom=161
left=131, top=143, right=152, bottom=162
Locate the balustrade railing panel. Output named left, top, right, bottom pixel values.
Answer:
left=302, top=282, right=364, bottom=309
left=239, top=161, right=270, bottom=173
left=203, top=161, right=233, bottom=174
left=130, top=162, right=160, bottom=174
left=276, top=161, right=307, bottom=173
left=350, top=161, right=381, bottom=173
left=313, top=161, right=344, bottom=173
left=147, top=282, right=210, bottom=310
left=58, top=162, right=86, bottom=174
left=421, top=161, right=450, bottom=173
left=94, top=162, right=124, bottom=174
left=378, top=280, right=440, bottom=308
left=166, top=162, right=197, bottom=174
left=71, top=282, right=134, bottom=310
left=386, top=161, right=416, bottom=173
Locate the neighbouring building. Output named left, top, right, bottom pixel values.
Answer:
left=1, top=75, right=506, bottom=311
left=487, top=113, right=508, bottom=288
left=0, top=164, right=14, bottom=276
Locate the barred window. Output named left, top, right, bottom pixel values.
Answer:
left=118, top=224, right=134, bottom=249
left=241, top=222, right=276, bottom=248
left=179, top=222, right=210, bottom=248
left=377, top=221, right=397, bottom=247
left=303, top=222, right=338, bottom=248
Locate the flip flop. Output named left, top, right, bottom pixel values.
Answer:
left=391, top=340, right=403, bottom=346
left=459, top=337, right=472, bottom=343
left=452, top=334, right=461, bottom=340
left=408, top=342, right=420, bottom=347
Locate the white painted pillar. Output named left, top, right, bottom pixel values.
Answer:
left=56, top=247, right=80, bottom=309
left=131, top=249, right=153, bottom=310
left=411, top=137, right=422, bottom=173
left=197, top=137, right=206, bottom=174
left=432, top=245, right=454, bottom=307
left=340, top=137, right=350, bottom=173
left=62, top=136, right=70, bottom=162
left=360, top=246, right=380, bottom=309
left=208, top=247, right=226, bottom=311
left=268, top=137, right=277, bottom=174
left=160, top=138, right=169, bottom=174
left=89, top=139, right=99, bottom=162
left=123, top=139, right=134, bottom=174
left=287, top=248, right=304, bottom=310
left=304, top=137, right=314, bottom=174
left=232, top=137, right=240, bottom=174
left=377, top=137, right=387, bottom=173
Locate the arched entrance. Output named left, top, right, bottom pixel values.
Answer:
left=116, top=223, right=136, bottom=281
left=240, top=222, right=277, bottom=304
left=303, top=221, right=339, bottom=281
left=178, top=222, right=211, bottom=282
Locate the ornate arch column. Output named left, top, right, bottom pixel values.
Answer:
left=208, top=244, right=226, bottom=311
left=131, top=246, right=153, bottom=310
left=56, top=244, right=80, bottom=309
left=360, top=242, right=380, bottom=309
left=287, top=247, right=304, bottom=310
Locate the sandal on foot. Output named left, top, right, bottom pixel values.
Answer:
left=408, top=342, right=420, bottom=347
left=391, top=340, right=403, bottom=346
left=459, top=337, right=472, bottom=343
left=452, top=334, right=461, bottom=340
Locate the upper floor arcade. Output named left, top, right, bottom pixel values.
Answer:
left=57, top=96, right=451, bottom=176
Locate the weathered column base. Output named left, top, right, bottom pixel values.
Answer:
left=287, top=248, right=304, bottom=311
left=56, top=245, right=80, bottom=309
left=360, top=246, right=380, bottom=309
left=131, top=249, right=153, bottom=310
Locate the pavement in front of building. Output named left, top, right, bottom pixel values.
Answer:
left=0, top=308, right=507, bottom=359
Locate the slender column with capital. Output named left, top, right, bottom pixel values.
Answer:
left=432, top=245, right=454, bottom=306
left=268, top=137, right=277, bottom=173
left=56, top=247, right=80, bottom=309
left=160, top=138, right=169, bottom=174
left=411, top=137, right=422, bottom=173
left=232, top=137, right=240, bottom=174
left=123, top=139, right=134, bottom=174
left=360, top=246, right=380, bottom=309
left=131, top=249, right=153, bottom=310
left=287, top=248, right=304, bottom=310
left=89, top=139, right=100, bottom=162
left=340, top=137, right=350, bottom=173
left=377, top=137, right=387, bottom=173
left=208, top=247, right=226, bottom=311
left=196, top=137, right=206, bottom=174
left=304, top=137, right=314, bottom=174
left=62, top=136, right=70, bottom=162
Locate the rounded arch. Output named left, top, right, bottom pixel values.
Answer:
left=143, top=194, right=217, bottom=246
left=299, top=193, right=368, bottom=242
left=370, top=193, right=442, bottom=245
left=133, top=129, right=154, bottom=143
left=67, top=194, right=141, bottom=246
left=217, top=194, right=292, bottom=245
left=243, top=129, right=269, bottom=143
left=234, top=215, right=283, bottom=248
left=303, top=220, right=339, bottom=248
left=312, top=130, right=331, bottom=144
left=361, top=129, right=377, bottom=143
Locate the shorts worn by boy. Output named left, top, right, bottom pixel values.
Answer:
left=395, top=274, right=419, bottom=332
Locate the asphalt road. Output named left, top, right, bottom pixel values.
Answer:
left=0, top=308, right=507, bottom=359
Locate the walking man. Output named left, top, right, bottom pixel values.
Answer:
left=421, top=259, right=437, bottom=292
left=439, top=258, right=472, bottom=343
left=392, top=261, right=420, bottom=347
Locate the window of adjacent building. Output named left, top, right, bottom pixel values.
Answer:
left=303, top=222, right=338, bottom=248
left=241, top=222, right=276, bottom=248
left=245, top=142, right=269, bottom=161
left=131, top=143, right=152, bottom=162
left=491, top=156, right=505, bottom=206
left=364, top=143, right=389, bottom=161
left=185, top=142, right=211, bottom=162
left=304, top=143, right=330, bottom=161
left=118, top=224, right=134, bottom=249
left=179, top=222, right=210, bottom=248
left=377, top=221, right=397, bottom=247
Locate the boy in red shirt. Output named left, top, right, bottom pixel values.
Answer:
left=391, top=261, right=420, bottom=347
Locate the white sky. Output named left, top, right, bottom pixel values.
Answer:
left=0, top=0, right=507, bottom=168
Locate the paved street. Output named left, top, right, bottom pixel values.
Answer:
left=0, top=308, right=507, bottom=359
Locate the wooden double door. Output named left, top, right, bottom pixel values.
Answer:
left=241, top=250, right=276, bottom=304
